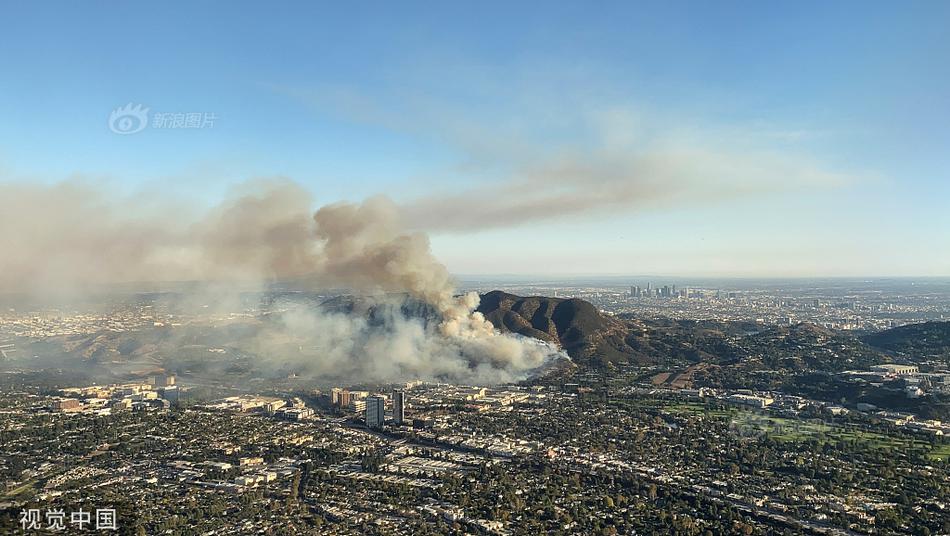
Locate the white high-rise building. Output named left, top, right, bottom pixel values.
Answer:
left=365, top=395, right=385, bottom=429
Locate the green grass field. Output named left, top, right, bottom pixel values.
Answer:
left=656, top=399, right=948, bottom=461
left=928, top=444, right=950, bottom=462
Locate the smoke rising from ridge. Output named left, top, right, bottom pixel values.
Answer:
left=253, top=296, right=559, bottom=384
left=0, top=178, right=567, bottom=383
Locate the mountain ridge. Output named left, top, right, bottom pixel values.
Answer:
left=476, top=291, right=950, bottom=370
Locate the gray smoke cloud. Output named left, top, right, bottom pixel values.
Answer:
left=285, top=84, right=853, bottom=234
left=398, top=145, right=850, bottom=232
left=0, top=179, right=317, bottom=292
left=0, top=178, right=567, bottom=383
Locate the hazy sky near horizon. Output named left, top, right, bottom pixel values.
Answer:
left=1, top=2, right=948, bottom=277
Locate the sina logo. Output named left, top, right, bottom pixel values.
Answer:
left=108, top=103, right=150, bottom=134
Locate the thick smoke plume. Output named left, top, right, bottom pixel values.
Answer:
left=0, top=178, right=566, bottom=383
left=252, top=297, right=560, bottom=384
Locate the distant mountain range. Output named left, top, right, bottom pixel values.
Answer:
left=7, top=291, right=949, bottom=382
left=477, top=291, right=950, bottom=370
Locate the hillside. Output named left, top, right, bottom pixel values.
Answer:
left=863, top=321, right=950, bottom=361
left=477, top=291, right=633, bottom=366
left=14, top=291, right=948, bottom=380
left=477, top=291, right=761, bottom=367
left=477, top=291, right=898, bottom=372
left=741, top=322, right=886, bottom=372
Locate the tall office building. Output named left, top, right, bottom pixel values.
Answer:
left=392, top=390, right=406, bottom=425
left=154, top=374, right=175, bottom=387
left=330, top=387, right=343, bottom=406
left=161, top=386, right=180, bottom=403
left=365, top=395, right=385, bottom=429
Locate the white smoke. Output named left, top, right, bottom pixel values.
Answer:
left=259, top=298, right=562, bottom=384
left=0, top=177, right=568, bottom=383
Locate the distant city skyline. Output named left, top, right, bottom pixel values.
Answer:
left=1, top=2, right=948, bottom=277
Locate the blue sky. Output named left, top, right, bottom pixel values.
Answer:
left=1, top=1, right=948, bottom=276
